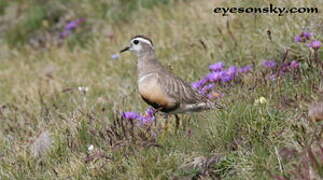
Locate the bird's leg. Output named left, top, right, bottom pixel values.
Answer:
left=154, top=110, right=158, bottom=127
left=182, top=114, right=188, bottom=132
left=163, top=113, right=170, bottom=130
left=153, top=107, right=163, bottom=127
left=175, top=114, right=180, bottom=131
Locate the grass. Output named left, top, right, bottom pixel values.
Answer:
left=1, top=0, right=177, bottom=47
left=0, top=0, right=323, bottom=179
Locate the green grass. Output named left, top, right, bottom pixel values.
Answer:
left=0, top=0, right=323, bottom=179
left=1, top=0, right=177, bottom=47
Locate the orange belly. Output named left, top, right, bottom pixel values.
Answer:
left=138, top=79, right=176, bottom=109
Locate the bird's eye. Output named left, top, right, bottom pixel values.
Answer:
left=133, top=40, right=139, bottom=45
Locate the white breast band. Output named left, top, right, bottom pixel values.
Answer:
left=138, top=73, right=155, bottom=83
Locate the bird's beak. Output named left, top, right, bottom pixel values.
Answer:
left=120, top=46, right=130, bottom=53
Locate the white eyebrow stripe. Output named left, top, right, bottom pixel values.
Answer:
left=133, top=37, right=153, bottom=47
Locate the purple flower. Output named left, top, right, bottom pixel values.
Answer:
left=191, top=79, right=208, bottom=89
left=138, top=108, right=156, bottom=124
left=121, top=108, right=156, bottom=125
left=290, top=60, right=300, bottom=69
left=262, top=60, right=277, bottom=68
left=306, top=40, right=321, bottom=50
left=267, top=74, right=277, bottom=81
left=121, top=112, right=140, bottom=120
left=199, top=83, right=215, bottom=95
left=65, top=21, right=78, bottom=31
left=111, top=54, right=120, bottom=60
left=139, top=116, right=154, bottom=124
left=294, top=32, right=313, bottom=43
left=280, top=62, right=291, bottom=73
left=294, top=35, right=302, bottom=43
left=206, top=72, right=222, bottom=82
left=209, top=62, right=225, bottom=72
left=59, top=30, right=71, bottom=38
left=213, top=66, right=238, bottom=83
left=121, top=110, right=156, bottom=125
left=302, top=32, right=313, bottom=39
left=220, top=71, right=234, bottom=82
left=238, top=65, right=253, bottom=73
left=145, top=107, right=156, bottom=118
left=65, top=18, right=86, bottom=31
left=61, top=18, right=86, bottom=39
left=226, top=66, right=238, bottom=76
left=294, top=35, right=304, bottom=42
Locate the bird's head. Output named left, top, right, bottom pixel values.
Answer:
left=120, top=35, right=154, bottom=57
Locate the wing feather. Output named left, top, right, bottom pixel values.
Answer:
left=157, top=70, right=208, bottom=104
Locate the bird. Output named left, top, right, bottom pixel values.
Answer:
left=120, top=35, right=221, bottom=126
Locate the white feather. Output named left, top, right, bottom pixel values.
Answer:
left=138, top=73, right=154, bottom=83
left=133, top=37, right=153, bottom=47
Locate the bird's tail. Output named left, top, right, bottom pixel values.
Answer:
left=181, top=100, right=223, bottom=113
